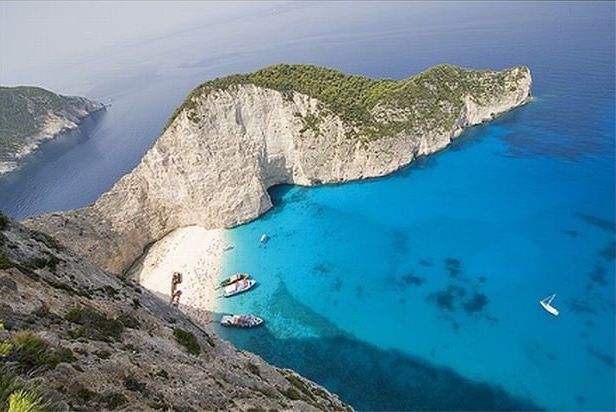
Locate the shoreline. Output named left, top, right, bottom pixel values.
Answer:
left=0, top=107, right=106, bottom=177
left=133, top=225, right=226, bottom=323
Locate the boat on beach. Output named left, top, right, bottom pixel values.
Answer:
left=220, top=314, right=264, bottom=328
left=217, top=273, right=249, bottom=289
left=539, top=293, right=559, bottom=316
left=223, top=279, right=256, bottom=297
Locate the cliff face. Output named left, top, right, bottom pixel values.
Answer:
left=0, top=86, right=105, bottom=175
left=25, top=65, right=531, bottom=275
left=0, top=216, right=349, bottom=411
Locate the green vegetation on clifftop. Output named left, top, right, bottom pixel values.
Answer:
left=0, top=86, right=103, bottom=168
left=165, top=63, right=529, bottom=141
left=0, top=87, right=65, bottom=145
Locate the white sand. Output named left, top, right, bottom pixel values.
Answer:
left=135, top=226, right=228, bottom=323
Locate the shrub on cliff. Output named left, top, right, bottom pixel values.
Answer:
left=65, top=307, right=124, bottom=342
left=10, top=330, right=75, bottom=373
left=0, top=212, right=8, bottom=231
left=0, top=253, right=17, bottom=270
left=172, top=328, right=200, bottom=356
left=7, top=388, right=49, bottom=412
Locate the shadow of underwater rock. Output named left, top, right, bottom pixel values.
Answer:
left=216, top=324, right=543, bottom=411
left=212, top=283, right=543, bottom=411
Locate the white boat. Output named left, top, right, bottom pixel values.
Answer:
left=539, top=294, right=559, bottom=316
left=220, top=314, right=264, bottom=328
left=259, top=234, right=269, bottom=244
left=223, top=279, right=256, bottom=297
left=217, top=273, right=249, bottom=289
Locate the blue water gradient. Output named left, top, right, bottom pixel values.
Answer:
left=216, top=4, right=615, bottom=411
left=1, top=2, right=614, bottom=410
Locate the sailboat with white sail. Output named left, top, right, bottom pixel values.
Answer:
left=539, top=293, right=559, bottom=316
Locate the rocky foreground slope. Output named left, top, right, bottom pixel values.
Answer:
left=26, top=64, right=531, bottom=275
left=0, top=214, right=349, bottom=411
left=0, top=86, right=104, bottom=175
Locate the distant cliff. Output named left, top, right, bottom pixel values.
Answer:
left=26, top=64, right=531, bottom=274
left=0, top=86, right=105, bottom=175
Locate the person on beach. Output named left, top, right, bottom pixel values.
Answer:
left=170, top=272, right=183, bottom=305
left=171, top=289, right=182, bottom=306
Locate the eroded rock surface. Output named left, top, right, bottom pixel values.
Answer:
left=0, top=216, right=350, bottom=411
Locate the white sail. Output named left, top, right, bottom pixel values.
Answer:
left=540, top=293, right=559, bottom=316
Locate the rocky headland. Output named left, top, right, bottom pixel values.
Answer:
left=0, top=86, right=105, bottom=175
left=25, top=64, right=531, bottom=275
left=3, top=63, right=532, bottom=410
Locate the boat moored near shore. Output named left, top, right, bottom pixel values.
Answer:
left=217, top=273, right=249, bottom=289
left=221, top=314, right=264, bottom=328
left=223, top=279, right=256, bottom=297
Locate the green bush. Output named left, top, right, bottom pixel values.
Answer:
left=74, top=387, right=98, bottom=403
left=10, top=330, right=73, bottom=373
left=0, top=253, right=16, bottom=270
left=65, top=307, right=124, bottom=342
left=94, top=349, right=111, bottom=359
left=46, top=256, right=59, bottom=273
left=285, top=375, right=314, bottom=400
left=0, top=212, right=8, bottom=230
left=44, top=347, right=76, bottom=365
left=11, top=331, right=49, bottom=371
left=117, top=313, right=140, bottom=329
left=7, top=388, right=48, bottom=412
left=246, top=362, right=261, bottom=377
left=24, top=258, right=47, bottom=270
left=23, top=255, right=59, bottom=274
left=172, top=328, right=200, bottom=356
left=101, top=391, right=128, bottom=410
left=0, top=340, right=13, bottom=357
left=281, top=387, right=302, bottom=401
left=0, top=369, right=19, bottom=406
left=246, top=407, right=266, bottom=412
left=31, top=232, right=61, bottom=251
left=1, top=368, right=59, bottom=412
left=96, top=285, right=119, bottom=299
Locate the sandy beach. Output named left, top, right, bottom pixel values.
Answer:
left=134, top=226, right=227, bottom=323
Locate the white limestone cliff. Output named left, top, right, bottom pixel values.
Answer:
left=25, top=66, right=531, bottom=274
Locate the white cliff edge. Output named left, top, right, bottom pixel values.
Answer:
left=25, top=66, right=531, bottom=274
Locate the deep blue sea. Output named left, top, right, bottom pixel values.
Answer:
left=1, top=2, right=614, bottom=410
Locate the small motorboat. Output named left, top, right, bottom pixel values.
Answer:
left=539, top=293, right=559, bottom=317
left=259, top=233, right=269, bottom=244
left=223, top=279, right=256, bottom=297
left=220, top=314, right=264, bottom=328
left=217, top=273, right=249, bottom=289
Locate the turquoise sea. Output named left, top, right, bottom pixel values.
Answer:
left=1, top=2, right=614, bottom=410
left=215, top=4, right=615, bottom=411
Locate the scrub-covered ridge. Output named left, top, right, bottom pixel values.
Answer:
left=0, top=86, right=104, bottom=175
left=167, top=63, right=529, bottom=141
